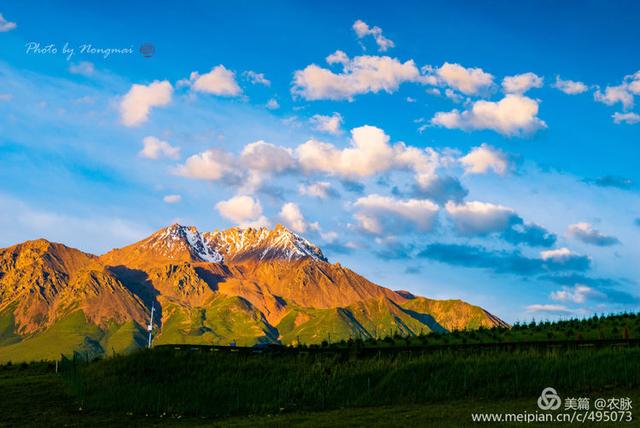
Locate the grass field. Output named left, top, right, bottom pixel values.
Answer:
left=2, top=313, right=640, bottom=427
left=1, top=359, right=637, bottom=427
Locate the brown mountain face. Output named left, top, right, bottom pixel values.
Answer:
left=0, top=240, right=146, bottom=335
left=0, top=224, right=508, bottom=361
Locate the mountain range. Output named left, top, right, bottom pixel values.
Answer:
left=0, top=224, right=507, bottom=362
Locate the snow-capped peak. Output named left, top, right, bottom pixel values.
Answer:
left=204, top=224, right=327, bottom=263
left=150, top=224, right=223, bottom=263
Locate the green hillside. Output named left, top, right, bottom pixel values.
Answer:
left=154, top=296, right=278, bottom=347
left=0, top=311, right=103, bottom=363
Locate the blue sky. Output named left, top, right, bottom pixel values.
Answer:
left=1, top=1, right=639, bottom=322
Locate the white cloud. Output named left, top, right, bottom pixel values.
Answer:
left=445, top=201, right=516, bottom=235
left=297, top=125, right=438, bottom=184
left=612, top=112, right=640, bottom=125
left=553, top=76, right=588, bottom=95
left=239, top=140, right=295, bottom=189
left=567, top=222, right=620, bottom=246
left=163, top=194, right=182, bottom=204
left=240, top=141, right=295, bottom=173
left=175, top=125, right=442, bottom=193
left=326, top=50, right=350, bottom=65
left=502, top=72, right=543, bottom=94
left=175, top=141, right=294, bottom=191
left=459, top=144, right=508, bottom=175
left=352, top=19, right=395, bottom=52
left=297, top=125, right=396, bottom=178
left=299, top=181, right=336, bottom=199
left=594, top=84, right=633, bottom=110
left=539, top=247, right=572, bottom=261
left=119, top=80, right=173, bottom=126
left=292, top=54, right=422, bottom=101
left=0, top=13, right=16, bottom=32
left=431, top=94, right=547, bottom=136
left=433, top=63, right=494, bottom=96
left=266, top=98, right=280, bottom=110
left=216, top=195, right=269, bottom=228
left=243, top=70, right=270, bottom=86
left=139, top=136, right=180, bottom=160
left=174, top=149, right=235, bottom=180
left=444, top=88, right=464, bottom=103
left=626, top=71, right=640, bottom=95
left=186, top=65, right=242, bottom=96
left=526, top=304, right=573, bottom=315
left=551, top=284, right=603, bottom=304
left=310, top=112, right=343, bottom=135
left=354, top=194, right=439, bottom=235
left=278, top=202, right=307, bottom=233
left=68, top=61, right=95, bottom=76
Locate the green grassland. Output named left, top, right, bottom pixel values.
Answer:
left=1, top=313, right=640, bottom=427
left=153, top=296, right=278, bottom=347
left=1, top=346, right=638, bottom=427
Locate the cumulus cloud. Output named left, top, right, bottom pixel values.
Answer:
left=594, top=84, right=633, bottom=110
left=174, top=149, right=236, bottom=181
left=445, top=201, right=556, bottom=246
left=626, top=71, right=640, bottom=95
left=173, top=125, right=454, bottom=195
left=459, top=144, right=509, bottom=175
left=68, top=61, right=95, bottom=76
left=0, top=13, right=16, bottom=32
left=410, top=175, right=468, bottom=204
left=243, top=70, right=270, bottom=86
left=174, top=141, right=294, bottom=190
left=567, top=222, right=620, bottom=246
left=292, top=53, right=423, bottom=101
left=278, top=202, right=308, bottom=233
left=352, top=19, right=395, bottom=52
left=310, top=112, right=343, bottom=135
left=299, top=181, right=338, bottom=199
left=431, top=94, right=547, bottom=136
left=139, top=136, right=180, bottom=160
left=502, top=72, right=543, bottom=94
left=612, top=112, right=640, bottom=124
left=551, top=284, right=603, bottom=304
left=553, top=76, right=588, bottom=95
left=216, top=195, right=269, bottom=228
left=119, top=80, right=173, bottom=126
left=163, top=194, right=182, bottom=204
left=445, top=201, right=517, bottom=235
left=185, top=65, right=242, bottom=96
left=354, top=194, right=439, bottom=235
left=539, top=247, right=590, bottom=271
left=297, top=125, right=396, bottom=178
left=298, top=125, right=441, bottom=188
left=431, top=62, right=494, bottom=96
left=240, top=141, right=295, bottom=173
left=239, top=141, right=295, bottom=190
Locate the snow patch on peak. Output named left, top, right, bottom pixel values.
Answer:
left=204, top=224, right=327, bottom=262
left=151, top=224, right=223, bottom=263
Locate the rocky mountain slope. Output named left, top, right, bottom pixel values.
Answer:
left=0, top=224, right=507, bottom=362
